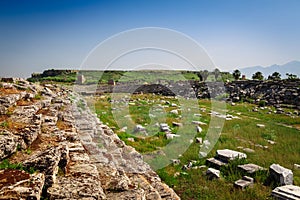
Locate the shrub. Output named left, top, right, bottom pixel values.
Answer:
left=34, top=94, right=42, bottom=100
left=258, top=100, right=266, bottom=107
left=0, top=121, right=8, bottom=128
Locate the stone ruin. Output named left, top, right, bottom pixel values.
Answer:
left=92, top=79, right=300, bottom=110
left=205, top=148, right=300, bottom=197
left=1, top=77, right=300, bottom=200
left=0, top=78, right=180, bottom=200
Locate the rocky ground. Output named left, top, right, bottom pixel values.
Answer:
left=0, top=78, right=180, bottom=200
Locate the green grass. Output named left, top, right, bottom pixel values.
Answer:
left=91, top=93, right=300, bottom=200
left=77, top=99, right=86, bottom=111
left=0, top=121, right=8, bottom=128
left=0, top=159, right=36, bottom=174
left=23, top=148, right=32, bottom=155
left=30, top=70, right=233, bottom=85
left=220, top=158, right=248, bottom=182
left=34, top=93, right=42, bottom=100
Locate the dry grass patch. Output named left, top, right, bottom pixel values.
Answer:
left=0, top=119, right=28, bottom=132
left=36, top=108, right=50, bottom=115
left=56, top=120, right=73, bottom=130
left=0, top=88, right=21, bottom=96
left=9, top=135, right=58, bottom=164
left=0, top=115, right=9, bottom=123
left=16, top=98, right=37, bottom=106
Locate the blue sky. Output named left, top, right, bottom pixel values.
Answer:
left=0, top=0, right=300, bottom=77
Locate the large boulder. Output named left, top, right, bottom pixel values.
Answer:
left=269, top=164, right=293, bottom=186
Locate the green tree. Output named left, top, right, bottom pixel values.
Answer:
left=286, top=73, right=298, bottom=80
left=252, top=71, right=264, bottom=80
left=213, top=68, right=221, bottom=81
left=201, top=70, right=209, bottom=81
left=196, top=72, right=203, bottom=82
left=268, top=72, right=281, bottom=80
left=221, top=72, right=234, bottom=82
left=232, top=69, right=241, bottom=80
left=197, top=70, right=209, bottom=82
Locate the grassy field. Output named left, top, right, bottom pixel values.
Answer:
left=87, top=93, right=300, bottom=200
left=28, top=70, right=234, bottom=84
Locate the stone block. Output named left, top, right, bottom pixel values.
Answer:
left=270, top=164, right=293, bottom=186
left=206, top=157, right=227, bottom=169
left=238, top=163, right=265, bottom=174
left=196, top=137, right=203, bottom=144
left=216, top=149, right=247, bottom=162
left=272, top=185, right=300, bottom=200
left=206, top=168, right=220, bottom=180
left=234, top=176, right=254, bottom=189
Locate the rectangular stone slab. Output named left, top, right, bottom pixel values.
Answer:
left=206, top=157, right=227, bottom=169
left=238, top=163, right=265, bottom=174
left=234, top=179, right=253, bottom=189
left=272, top=185, right=300, bottom=200
left=216, top=149, right=247, bottom=162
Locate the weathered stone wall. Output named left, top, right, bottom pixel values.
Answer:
left=0, top=78, right=180, bottom=200
left=93, top=80, right=300, bottom=109
left=225, top=80, right=300, bottom=108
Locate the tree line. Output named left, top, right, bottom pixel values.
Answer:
left=194, top=69, right=299, bottom=82
left=232, top=69, right=298, bottom=81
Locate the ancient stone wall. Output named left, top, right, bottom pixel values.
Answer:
left=94, top=80, right=300, bottom=109
left=0, top=78, right=180, bottom=200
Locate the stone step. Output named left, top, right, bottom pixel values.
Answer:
left=206, top=157, right=228, bottom=169
left=234, top=176, right=254, bottom=190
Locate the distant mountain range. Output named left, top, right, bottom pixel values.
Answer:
left=237, top=60, right=300, bottom=79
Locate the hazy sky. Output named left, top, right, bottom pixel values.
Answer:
left=0, top=0, right=300, bottom=77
